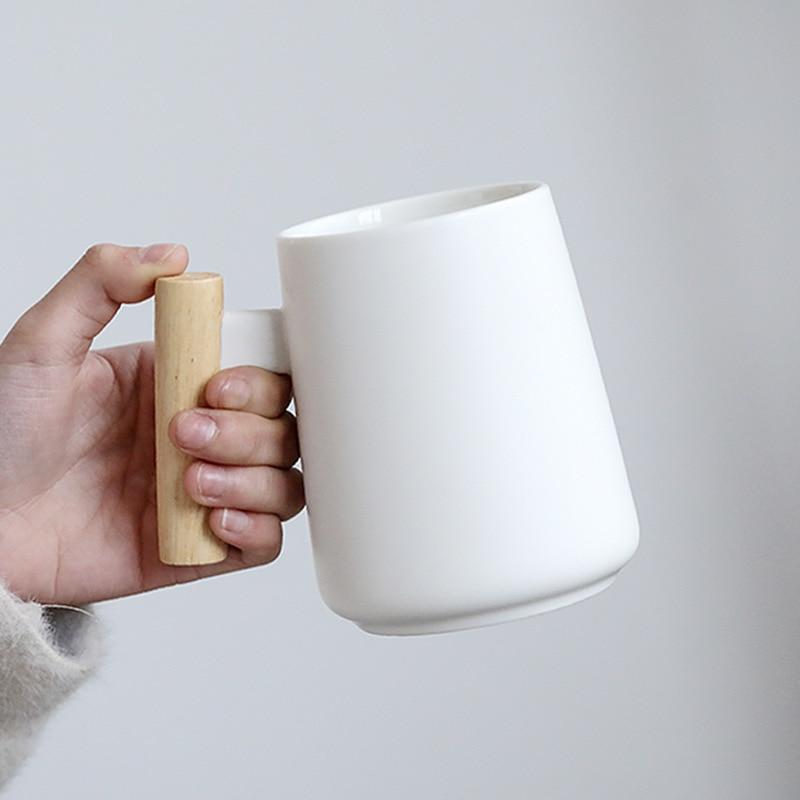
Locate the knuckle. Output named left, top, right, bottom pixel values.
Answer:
left=266, top=374, right=292, bottom=412
left=261, top=469, right=284, bottom=508
left=262, top=515, right=283, bottom=548
left=263, top=467, right=284, bottom=500
left=82, top=243, right=111, bottom=267
left=245, top=516, right=283, bottom=564
left=250, top=541, right=283, bottom=566
left=250, top=423, right=276, bottom=464
left=265, top=518, right=284, bottom=558
left=279, top=376, right=293, bottom=407
left=277, top=414, right=298, bottom=458
left=269, top=535, right=284, bottom=561
left=257, top=467, right=304, bottom=518
left=280, top=469, right=305, bottom=519
left=251, top=415, right=297, bottom=465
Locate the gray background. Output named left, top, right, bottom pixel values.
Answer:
left=1, top=1, right=798, bottom=797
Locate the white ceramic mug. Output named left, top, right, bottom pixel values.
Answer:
left=166, top=181, right=640, bottom=635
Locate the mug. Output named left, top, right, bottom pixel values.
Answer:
left=153, top=181, right=639, bottom=635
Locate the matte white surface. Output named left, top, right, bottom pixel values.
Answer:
left=358, top=574, right=619, bottom=635
left=223, top=182, right=639, bottom=634
left=1, top=2, right=798, bottom=798
left=266, top=182, right=638, bottom=633
left=222, top=308, right=290, bottom=375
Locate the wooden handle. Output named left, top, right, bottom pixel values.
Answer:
left=155, top=272, right=228, bottom=565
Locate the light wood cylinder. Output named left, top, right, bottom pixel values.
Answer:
left=155, top=272, right=228, bottom=565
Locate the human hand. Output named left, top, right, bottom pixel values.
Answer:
left=0, top=243, right=304, bottom=605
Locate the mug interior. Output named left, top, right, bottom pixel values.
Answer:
left=278, top=181, right=542, bottom=239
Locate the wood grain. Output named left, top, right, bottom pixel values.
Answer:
left=154, top=272, right=228, bottom=565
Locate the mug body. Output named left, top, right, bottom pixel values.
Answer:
left=276, top=182, right=639, bottom=634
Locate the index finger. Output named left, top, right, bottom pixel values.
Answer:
left=205, top=366, right=292, bottom=418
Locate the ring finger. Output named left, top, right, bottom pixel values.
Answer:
left=185, top=462, right=305, bottom=520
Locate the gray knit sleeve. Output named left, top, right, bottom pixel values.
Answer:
left=0, top=581, right=104, bottom=791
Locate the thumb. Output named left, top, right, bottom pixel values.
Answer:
left=3, top=243, right=189, bottom=364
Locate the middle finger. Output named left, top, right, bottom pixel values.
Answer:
left=170, top=408, right=299, bottom=467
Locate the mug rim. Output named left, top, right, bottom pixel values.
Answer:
left=277, top=180, right=546, bottom=241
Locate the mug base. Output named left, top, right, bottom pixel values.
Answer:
left=356, top=573, right=618, bottom=636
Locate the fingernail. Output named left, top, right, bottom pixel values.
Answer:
left=219, top=376, right=251, bottom=408
left=221, top=508, right=249, bottom=534
left=138, top=242, right=178, bottom=263
left=197, top=464, right=226, bottom=500
left=175, top=411, right=218, bottom=449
